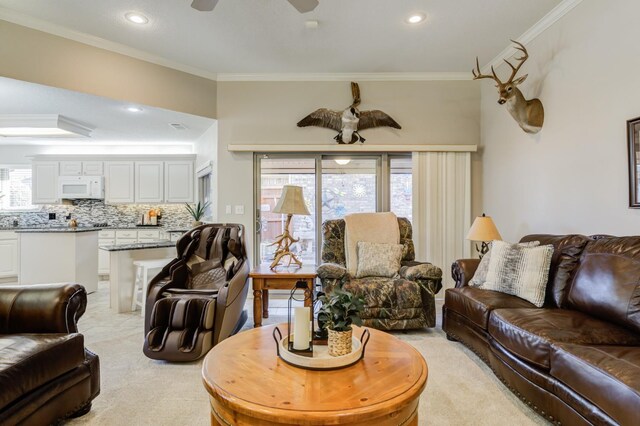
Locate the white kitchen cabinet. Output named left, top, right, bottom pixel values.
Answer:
left=59, top=161, right=83, bottom=176
left=164, top=161, right=194, bottom=203
left=83, top=161, right=104, bottom=176
left=135, top=162, right=164, bottom=203
left=0, top=232, right=18, bottom=279
left=105, top=162, right=135, bottom=203
left=98, top=238, right=114, bottom=275
left=32, top=161, right=59, bottom=204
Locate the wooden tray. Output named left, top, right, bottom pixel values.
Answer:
left=272, top=326, right=370, bottom=370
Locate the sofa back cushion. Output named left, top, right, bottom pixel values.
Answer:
left=519, top=234, right=590, bottom=308
left=567, top=236, right=640, bottom=333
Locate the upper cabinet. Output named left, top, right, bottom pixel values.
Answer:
left=59, top=161, right=104, bottom=176
left=135, top=161, right=164, bottom=203
left=31, top=156, right=195, bottom=205
left=165, top=161, right=194, bottom=203
left=32, top=162, right=59, bottom=204
left=105, top=162, right=135, bottom=203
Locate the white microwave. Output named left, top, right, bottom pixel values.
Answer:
left=58, top=176, right=104, bottom=199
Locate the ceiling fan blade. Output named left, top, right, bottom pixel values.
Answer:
left=191, top=0, right=219, bottom=12
left=287, top=0, right=319, bottom=14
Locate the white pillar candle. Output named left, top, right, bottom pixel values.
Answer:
left=293, top=306, right=310, bottom=350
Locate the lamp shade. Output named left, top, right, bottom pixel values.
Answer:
left=273, top=185, right=310, bottom=215
left=466, top=214, right=502, bottom=242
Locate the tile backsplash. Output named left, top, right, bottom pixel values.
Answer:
left=0, top=200, right=193, bottom=228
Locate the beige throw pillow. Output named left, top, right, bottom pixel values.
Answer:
left=469, top=241, right=540, bottom=287
left=483, top=240, right=554, bottom=307
left=355, top=241, right=403, bottom=278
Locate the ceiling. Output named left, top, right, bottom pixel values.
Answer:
left=0, top=0, right=563, bottom=74
left=0, top=77, right=214, bottom=145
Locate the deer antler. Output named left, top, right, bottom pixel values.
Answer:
left=503, top=40, right=529, bottom=83
left=472, top=57, right=502, bottom=84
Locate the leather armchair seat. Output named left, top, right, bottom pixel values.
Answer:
left=0, top=283, right=99, bottom=425
left=444, top=234, right=640, bottom=425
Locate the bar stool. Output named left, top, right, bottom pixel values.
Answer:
left=132, top=258, right=173, bottom=317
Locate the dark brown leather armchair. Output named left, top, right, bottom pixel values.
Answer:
left=0, top=283, right=100, bottom=425
left=143, top=223, right=250, bottom=361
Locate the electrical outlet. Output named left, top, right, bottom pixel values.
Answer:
left=234, top=205, right=244, bottom=215
left=225, top=205, right=232, bottom=214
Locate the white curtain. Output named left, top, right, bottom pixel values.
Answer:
left=412, top=152, right=471, bottom=290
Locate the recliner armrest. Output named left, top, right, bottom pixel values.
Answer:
left=317, top=263, right=348, bottom=280
left=451, top=259, right=481, bottom=288
left=399, top=262, right=442, bottom=281
left=0, top=283, right=86, bottom=334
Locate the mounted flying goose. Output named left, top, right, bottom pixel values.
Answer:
left=297, top=82, right=401, bottom=144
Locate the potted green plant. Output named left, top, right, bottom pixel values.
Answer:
left=185, top=201, right=211, bottom=227
left=317, top=288, right=365, bottom=357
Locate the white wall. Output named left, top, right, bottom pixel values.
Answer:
left=481, top=0, right=640, bottom=242
left=194, top=122, right=218, bottom=221
left=216, top=80, right=480, bottom=261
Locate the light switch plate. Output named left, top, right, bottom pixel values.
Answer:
left=234, top=205, right=244, bottom=215
left=225, top=205, right=232, bottom=214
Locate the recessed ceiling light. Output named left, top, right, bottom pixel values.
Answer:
left=125, top=12, right=149, bottom=25
left=406, top=13, right=426, bottom=24
left=126, top=106, right=143, bottom=113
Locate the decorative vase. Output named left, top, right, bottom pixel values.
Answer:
left=327, top=328, right=352, bottom=357
left=192, top=220, right=203, bottom=227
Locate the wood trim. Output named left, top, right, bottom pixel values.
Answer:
left=228, top=144, right=477, bottom=153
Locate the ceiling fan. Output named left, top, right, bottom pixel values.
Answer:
left=191, top=0, right=319, bottom=14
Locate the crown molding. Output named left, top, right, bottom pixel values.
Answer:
left=217, top=72, right=471, bottom=82
left=0, top=7, right=218, bottom=81
left=482, top=0, right=583, bottom=73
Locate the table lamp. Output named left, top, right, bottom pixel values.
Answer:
left=270, top=185, right=310, bottom=270
left=466, top=213, right=502, bottom=258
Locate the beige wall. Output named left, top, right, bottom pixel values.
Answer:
left=0, top=20, right=217, bottom=118
left=216, top=80, right=480, bottom=259
left=480, top=0, right=640, bottom=241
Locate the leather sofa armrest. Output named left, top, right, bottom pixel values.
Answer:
left=451, top=259, right=481, bottom=288
left=317, top=263, right=348, bottom=280
left=0, top=283, right=86, bottom=334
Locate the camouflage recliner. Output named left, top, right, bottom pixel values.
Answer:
left=318, top=218, right=442, bottom=330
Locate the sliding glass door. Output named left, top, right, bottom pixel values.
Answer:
left=255, top=153, right=411, bottom=266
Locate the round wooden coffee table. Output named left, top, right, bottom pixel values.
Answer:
left=202, top=324, right=428, bottom=425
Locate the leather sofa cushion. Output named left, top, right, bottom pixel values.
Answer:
left=488, top=308, right=640, bottom=369
left=444, top=287, right=535, bottom=330
left=566, top=236, right=640, bottom=333
left=519, top=234, right=590, bottom=308
left=550, top=343, right=640, bottom=426
left=0, top=333, right=85, bottom=409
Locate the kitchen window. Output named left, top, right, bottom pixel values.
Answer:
left=255, top=153, right=411, bottom=266
left=0, top=166, right=37, bottom=212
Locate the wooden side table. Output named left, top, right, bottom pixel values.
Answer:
left=249, top=264, right=317, bottom=327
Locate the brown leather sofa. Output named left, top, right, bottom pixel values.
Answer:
left=0, top=283, right=100, bottom=425
left=143, top=223, right=250, bottom=361
left=444, top=234, right=640, bottom=426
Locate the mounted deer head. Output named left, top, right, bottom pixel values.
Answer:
left=473, top=40, right=544, bottom=134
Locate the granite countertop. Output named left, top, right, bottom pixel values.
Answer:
left=100, top=241, right=175, bottom=252
left=15, top=227, right=101, bottom=233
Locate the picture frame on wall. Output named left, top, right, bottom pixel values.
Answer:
left=627, top=116, right=640, bottom=208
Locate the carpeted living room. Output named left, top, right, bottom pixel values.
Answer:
left=1, top=1, right=639, bottom=425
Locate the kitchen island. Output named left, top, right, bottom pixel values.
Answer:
left=16, top=227, right=99, bottom=292
left=100, top=241, right=175, bottom=313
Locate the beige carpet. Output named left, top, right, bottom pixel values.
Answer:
left=66, top=283, right=547, bottom=425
